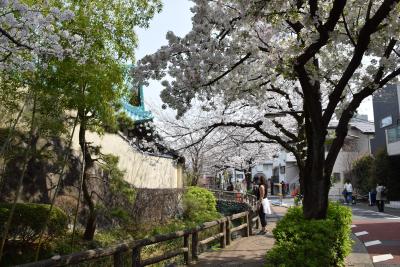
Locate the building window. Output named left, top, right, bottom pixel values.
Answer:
left=333, top=172, right=341, bottom=183
left=380, top=116, right=392, bottom=128
left=280, top=166, right=285, bottom=174
left=387, top=125, right=400, bottom=143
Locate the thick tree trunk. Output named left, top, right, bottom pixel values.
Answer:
left=78, top=111, right=97, bottom=241
left=302, top=132, right=330, bottom=219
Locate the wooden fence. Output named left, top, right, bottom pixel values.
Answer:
left=17, top=193, right=260, bottom=267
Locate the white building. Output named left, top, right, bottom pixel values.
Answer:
left=252, top=151, right=299, bottom=194
left=327, top=116, right=375, bottom=197
left=216, top=167, right=245, bottom=190
left=252, top=116, right=374, bottom=197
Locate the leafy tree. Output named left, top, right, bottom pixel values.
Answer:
left=351, top=155, right=374, bottom=194
left=370, top=150, right=400, bottom=200
left=42, top=0, right=161, bottom=241
left=135, top=0, right=400, bottom=219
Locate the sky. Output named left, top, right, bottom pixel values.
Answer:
left=134, top=1, right=193, bottom=116
left=135, top=1, right=375, bottom=121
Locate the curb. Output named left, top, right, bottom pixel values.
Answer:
left=346, top=233, right=374, bottom=267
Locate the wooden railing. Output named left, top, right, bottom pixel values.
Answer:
left=18, top=194, right=260, bottom=267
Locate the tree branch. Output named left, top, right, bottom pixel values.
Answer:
left=202, top=52, right=251, bottom=87
left=0, top=27, right=32, bottom=50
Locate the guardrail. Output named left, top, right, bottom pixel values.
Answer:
left=18, top=192, right=260, bottom=267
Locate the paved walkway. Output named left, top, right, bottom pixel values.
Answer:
left=193, top=203, right=378, bottom=267
left=193, top=206, right=286, bottom=267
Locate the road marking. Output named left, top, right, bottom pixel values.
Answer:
left=372, top=254, right=393, bottom=263
left=351, top=225, right=357, bottom=228
left=364, top=240, right=381, bottom=247
left=355, top=231, right=368, bottom=236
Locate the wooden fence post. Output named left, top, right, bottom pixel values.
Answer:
left=220, top=221, right=226, bottom=248
left=225, top=218, right=231, bottom=246
left=245, top=213, right=250, bottom=237
left=249, top=211, right=254, bottom=236
left=256, top=213, right=260, bottom=230
left=132, top=246, right=141, bottom=267
left=192, top=231, right=199, bottom=261
left=184, top=233, right=191, bottom=264
left=113, top=251, right=124, bottom=267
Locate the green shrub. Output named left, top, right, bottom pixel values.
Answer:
left=0, top=203, right=68, bottom=244
left=266, top=202, right=353, bottom=267
left=183, top=187, right=220, bottom=224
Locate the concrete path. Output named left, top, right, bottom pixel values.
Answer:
left=192, top=203, right=377, bottom=267
left=193, top=224, right=275, bottom=267
left=193, top=206, right=286, bottom=267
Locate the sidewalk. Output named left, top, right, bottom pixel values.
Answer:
left=193, top=204, right=373, bottom=267
left=193, top=206, right=286, bottom=267
left=345, top=234, right=374, bottom=267
left=193, top=223, right=276, bottom=267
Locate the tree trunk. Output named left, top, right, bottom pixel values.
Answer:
left=78, top=111, right=97, bottom=241
left=302, top=132, right=330, bottom=219
left=83, top=175, right=97, bottom=240
left=25, top=134, right=51, bottom=203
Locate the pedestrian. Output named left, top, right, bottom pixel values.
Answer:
left=257, top=176, right=270, bottom=234
left=269, top=179, right=274, bottom=195
left=280, top=181, right=285, bottom=197
left=376, top=183, right=387, bottom=212
left=252, top=177, right=259, bottom=196
left=227, top=182, right=234, bottom=191
left=343, top=180, right=353, bottom=205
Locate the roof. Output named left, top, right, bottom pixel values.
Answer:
left=328, top=118, right=375, bottom=134
left=349, top=118, right=375, bottom=134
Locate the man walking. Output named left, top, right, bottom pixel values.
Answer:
left=376, top=183, right=387, bottom=212
left=344, top=180, right=353, bottom=205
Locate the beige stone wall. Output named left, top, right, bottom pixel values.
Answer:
left=72, top=130, right=183, bottom=189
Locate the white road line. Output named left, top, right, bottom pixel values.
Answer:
left=351, top=224, right=357, bottom=228
left=364, top=240, right=382, bottom=247
left=355, top=231, right=368, bottom=236
left=372, top=254, right=393, bottom=263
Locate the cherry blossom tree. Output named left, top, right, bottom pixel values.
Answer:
left=153, top=101, right=279, bottom=186
left=135, top=0, right=400, bottom=219
left=0, top=0, right=81, bottom=72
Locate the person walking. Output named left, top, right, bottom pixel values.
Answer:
left=257, top=176, right=269, bottom=234
left=376, top=183, right=387, bottom=212
left=343, top=180, right=353, bottom=205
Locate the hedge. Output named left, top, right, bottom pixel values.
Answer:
left=183, top=186, right=220, bottom=224
left=265, top=202, right=353, bottom=267
left=0, top=203, right=68, bottom=244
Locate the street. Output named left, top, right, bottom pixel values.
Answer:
left=351, top=203, right=400, bottom=266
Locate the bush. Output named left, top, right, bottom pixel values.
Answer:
left=351, top=155, right=374, bottom=194
left=183, top=187, right=220, bottom=224
left=0, top=203, right=68, bottom=244
left=266, top=203, right=353, bottom=267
